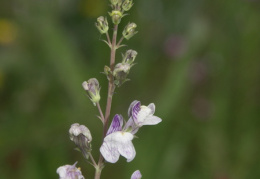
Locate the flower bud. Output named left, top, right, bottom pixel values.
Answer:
left=113, top=63, right=131, bottom=86
left=82, top=78, right=100, bottom=106
left=123, top=23, right=137, bottom=40
left=104, top=65, right=111, bottom=76
left=69, top=123, right=92, bottom=158
left=95, top=16, right=109, bottom=34
left=122, top=50, right=137, bottom=64
left=122, top=0, right=133, bottom=11
left=110, top=0, right=123, bottom=6
left=109, top=11, right=123, bottom=25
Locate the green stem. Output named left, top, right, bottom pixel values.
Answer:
left=97, top=102, right=105, bottom=123
left=89, top=152, right=97, bottom=167
left=116, top=36, right=124, bottom=47
left=94, top=166, right=102, bottom=179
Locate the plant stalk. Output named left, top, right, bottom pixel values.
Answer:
left=95, top=24, right=119, bottom=179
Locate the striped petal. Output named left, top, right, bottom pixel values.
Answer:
left=106, top=114, right=124, bottom=135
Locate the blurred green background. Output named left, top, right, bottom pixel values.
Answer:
left=1, top=0, right=260, bottom=178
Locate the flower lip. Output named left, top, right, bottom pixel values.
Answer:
left=100, top=131, right=136, bottom=163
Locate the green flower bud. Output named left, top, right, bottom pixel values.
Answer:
left=113, top=63, right=131, bottom=86
left=110, top=0, right=123, bottom=6
left=122, top=22, right=137, bottom=40
left=122, top=0, right=133, bottom=11
left=104, top=65, right=111, bottom=76
left=110, top=0, right=118, bottom=6
left=122, top=49, right=137, bottom=64
left=95, top=16, right=109, bottom=34
left=109, top=11, right=123, bottom=25
left=104, top=65, right=112, bottom=81
left=82, top=78, right=101, bottom=105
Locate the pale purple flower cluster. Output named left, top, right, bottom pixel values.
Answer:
left=100, top=100, right=162, bottom=163
left=56, top=162, right=84, bottom=179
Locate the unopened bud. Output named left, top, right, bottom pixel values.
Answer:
left=110, top=0, right=123, bottom=6
left=109, top=11, right=123, bottom=25
left=123, top=23, right=137, bottom=40
left=69, top=123, right=92, bottom=154
left=82, top=78, right=100, bottom=105
left=122, top=50, right=137, bottom=64
left=113, top=63, right=131, bottom=86
left=110, top=0, right=118, bottom=5
left=122, top=0, right=133, bottom=11
left=104, top=65, right=111, bottom=76
left=95, top=16, right=109, bottom=34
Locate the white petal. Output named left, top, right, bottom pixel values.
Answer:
left=69, top=123, right=80, bottom=136
left=106, top=131, right=134, bottom=142
left=147, top=103, right=155, bottom=115
left=136, top=106, right=152, bottom=124
left=142, top=115, right=162, bottom=126
left=56, top=166, right=67, bottom=177
left=100, top=141, right=120, bottom=163
left=118, top=141, right=136, bottom=162
left=100, top=132, right=135, bottom=163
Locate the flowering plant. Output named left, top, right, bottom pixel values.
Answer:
left=57, top=0, right=162, bottom=178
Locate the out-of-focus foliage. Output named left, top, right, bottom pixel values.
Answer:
left=1, top=0, right=260, bottom=178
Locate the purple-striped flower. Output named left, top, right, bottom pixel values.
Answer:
left=125, top=100, right=162, bottom=134
left=56, top=162, right=84, bottom=179
left=131, top=170, right=142, bottom=179
left=100, top=114, right=136, bottom=163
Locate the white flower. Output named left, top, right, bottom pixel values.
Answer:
left=100, top=114, right=136, bottom=163
left=125, top=100, right=162, bottom=134
left=131, top=170, right=142, bottom=179
left=57, top=162, right=84, bottom=179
